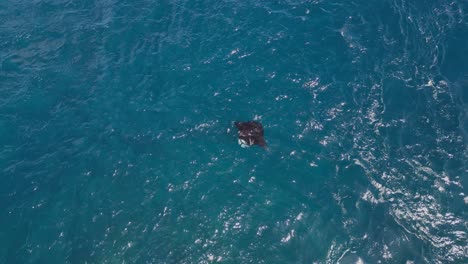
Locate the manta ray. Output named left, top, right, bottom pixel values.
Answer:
left=234, top=121, right=267, bottom=148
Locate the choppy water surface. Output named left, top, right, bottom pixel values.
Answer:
left=1, top=0, right=467, bottom=263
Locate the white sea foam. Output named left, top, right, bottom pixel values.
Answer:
left=280, top=229, right=295, bottom=243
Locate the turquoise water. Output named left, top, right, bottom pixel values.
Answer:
left=1, top=0, right=467, bottom=263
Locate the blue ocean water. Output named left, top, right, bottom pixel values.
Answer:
left=1, top=0, right=467, bottom=263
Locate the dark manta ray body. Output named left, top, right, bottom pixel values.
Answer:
left=234, top=121, right=267, bottom=148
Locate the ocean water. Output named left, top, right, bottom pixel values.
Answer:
left=1, top=0, right=467, bottom=263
